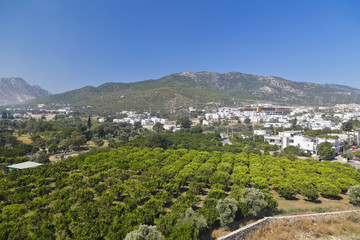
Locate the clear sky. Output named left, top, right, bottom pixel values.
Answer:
left=0, top=0, right=359, bottom=93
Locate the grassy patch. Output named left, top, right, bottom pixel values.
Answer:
left=278, top=206, right=340, bottom=215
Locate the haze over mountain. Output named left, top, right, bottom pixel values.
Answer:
left=27, top=72, right=360, bottom=111
left=0, top=77, right=50, bottom=106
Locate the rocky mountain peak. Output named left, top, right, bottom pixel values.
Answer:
left=0, top=77, right=50, bottom=105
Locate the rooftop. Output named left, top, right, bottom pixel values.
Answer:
left=7, top=161, right=43, bottom=170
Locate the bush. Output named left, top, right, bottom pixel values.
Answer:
left=124, top=224, right=161, bottom=240
left=216, top=198, right=238, bottom=226
left=347, top=185, right=360, bottom=204
left=241, top=188, right=268, bottom=218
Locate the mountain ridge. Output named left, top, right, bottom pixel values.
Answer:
left=17, top=71, right=360, bottom=111
left=0, top=77, right=50, bottom=106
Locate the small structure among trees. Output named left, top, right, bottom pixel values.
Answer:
left=7, top=161, right=43, bottom=172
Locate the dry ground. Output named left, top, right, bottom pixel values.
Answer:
left=17, top=134, right=32, bottom=144
left=247, top=214, right=360, bottom=240
left=209, top=188, right=359, bottom=239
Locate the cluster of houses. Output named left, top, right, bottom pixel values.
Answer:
left=111, top=117, right=168, bottom=126
left=261, top=131, right=344, bottom=156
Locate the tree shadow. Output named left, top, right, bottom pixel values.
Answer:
left=320, top=194, right=343, bottom=200
left=304, top=199, right=322, bottom=204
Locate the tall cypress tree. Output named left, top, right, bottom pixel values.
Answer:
left=87, top=115, right=92, bottom=129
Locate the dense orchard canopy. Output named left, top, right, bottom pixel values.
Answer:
left=0, top=147, right=359, bottom=239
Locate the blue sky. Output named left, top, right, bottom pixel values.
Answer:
left=0, top=0, right=359, bottom=93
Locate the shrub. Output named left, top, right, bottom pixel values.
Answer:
left=216, top=198, right=238, bottom=226
left=347, top=185, right=360, bottom=204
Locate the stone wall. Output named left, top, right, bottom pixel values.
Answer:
left=217, top=210, right=360, bottom=240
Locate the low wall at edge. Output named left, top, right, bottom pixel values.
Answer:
left=216, top=210, right=360, bottom=240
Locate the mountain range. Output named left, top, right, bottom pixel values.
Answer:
left=4, top=72, right=360, bottom=111
left=0, top=77, right=50, bottom=106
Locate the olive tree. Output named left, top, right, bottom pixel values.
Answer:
left=216, top=198, right=238, bottom=226
left=347, top=185, right=360, bottom=204
left=124, top=225, right=161, bottom=240
left=241, top=188, right=268, bottom=218
left=176, top=208, right=207, bottom=232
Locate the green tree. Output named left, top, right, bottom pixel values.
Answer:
left=241, top=188, right=268, bottom=218
left=244, top=117, right=251, bottom=124
left=145, top=134, right=172, bottom=149
left=342, top=120, right=353, bottom=132
left=299, top=183, right=319, bottom=201
left=317, top=182, right=341, bottom=198
left=169, top=221, right=198, bottom=240
left=36, top=151, right=50, bottom=164
left=277, top=182, right=296, bottom=199
left=152, top=122, right=164, bottom=133
left=87, top=115, right=92, bottom=129
left=318, top=141, right=335, bottom=159
left=216, top=198, right=238, bottom=226
left=124, top=225, right=161, bottom=240
left=177, top=116, right=191, bottom=129
left=190, top=125, right=203, bottom=133
left=347, top=185, right=360, bottom=204
left=342, top=150, right=354, bottom=161
left=176, top=208, right=207, bottom=232
left=199, top=198, right=219, bottom=227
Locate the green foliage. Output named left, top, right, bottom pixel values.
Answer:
left=36, top=151, right=50, bottom=164
left=318, top=141, right=335, bottom=159
left=176, top=208, right=207, bottom=232
left=124, top=224, right=161, bottom=240
left=317, top=182, right=341, bottom=198
left=0, top=133, right=33, bottom=157
left=190, top=125, right=203, bottom=134
left=168, top=221, right=199, bottom=240
left=199, top=198, right=219, bottom=227
left=347, top=185, right=360, bottom=204
left=0, top=146, right=358, bottom=239
left=276, top=182, right=296, bottom=199
left=155, top=213, right=180, bottom=238
left=208, top=189, right=226, bottom=200
left=153, top=123, right=164, bottom=133
left=241, top=188, right=268, bottom=218
left=342, top=120, right=353, bottom=131
left=145, top=134, right=172, bottom=149
left=216, top=198, right=238, bottom=227
left=298, top=182, right=319, bottom=201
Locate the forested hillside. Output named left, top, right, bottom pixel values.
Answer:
left=27, top=72, right=360, bottom=111
left=1, top=146, right=359, bottom=239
